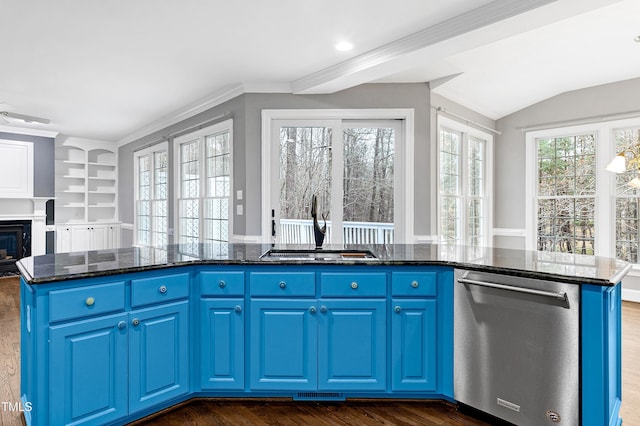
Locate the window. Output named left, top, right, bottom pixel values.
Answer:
left=535, top=134, right=596, bottom=254
left=437, top=116, right=493, bottom=247
left=261, top=109, right=414, bottom=244
left=526, top=118, right=640, bottom=263
left=134, top=143, right=168, bottom=247
left=615, top=127, right=640, bottom=263
left=175, top=120, right=232, bottom=255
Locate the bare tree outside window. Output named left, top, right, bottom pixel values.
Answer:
left=615, top=128, right=640, bottom=263
left=536, top=134, right=596, bottom=254
left=343, top=127, right=394, bottom=224
left=277, top=124, right=395, bottom=244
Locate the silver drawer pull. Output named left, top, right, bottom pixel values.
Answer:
left=85, top=297, right=95, bottom=306
left=458, top=278, right=568, bottom=301
left=219, top=280, right=226, bottom=288
left=117, top=321, right=126, bottom=330
left=351, top=282, right=358, bottom=289
left=411, top=280, right=419, bottom=288
left=132, top=318, right=140, bottom=327
left=234, top=305, right=242, bottom=313
left=320, top=306, right=327, bottom=314
left=279, top=281, right=286, bottom=289
left=394, top=306, right=402, bottom=313
left=309, top=306, right=317, bottom=314
left=159, top=285, right=167, bottom=294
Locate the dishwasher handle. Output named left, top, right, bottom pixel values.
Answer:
left=458, top=277, right=569, bottom=303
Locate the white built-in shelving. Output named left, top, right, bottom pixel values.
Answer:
left=55, top=138, right=120, bottom=252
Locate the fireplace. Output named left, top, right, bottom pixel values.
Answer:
left=0, top=220, right=31, bottom=273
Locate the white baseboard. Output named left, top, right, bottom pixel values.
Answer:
left=231, top=235, right=263, bottom=243
left=622, top=288, right=640, bottom=303
left=492, top=228, right=526, bottom=237
left=414, top=235, right=437, bottom=243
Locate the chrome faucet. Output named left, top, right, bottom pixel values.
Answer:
left=311, top=195, right=327, bottom=249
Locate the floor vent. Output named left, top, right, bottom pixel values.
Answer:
left=294, top=392, right=344, bottom=401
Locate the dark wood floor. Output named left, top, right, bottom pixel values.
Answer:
left=131, top=399, right=490, bottom=426
left=2, top=275, right=639, bottom=425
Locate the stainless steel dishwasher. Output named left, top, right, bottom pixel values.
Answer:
left=454, top=269, right=580, bottom=425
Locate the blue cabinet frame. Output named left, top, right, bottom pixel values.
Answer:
left=20, top=263, right=620, bottom=426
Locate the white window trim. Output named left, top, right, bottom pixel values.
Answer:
left=133, top=141, right=168, bottom=247
left=173, top=119, right=234, bottom=245
left=261, top=109, right=414, bottom=243
left=524, top=117, right=640, bottom=258
left=436, top=115, right=494, bottom=247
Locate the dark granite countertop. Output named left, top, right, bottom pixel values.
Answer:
left=16, top=243, right=631, bottom=286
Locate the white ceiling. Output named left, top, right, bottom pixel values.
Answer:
left=0, top=0, right=637, bottom=142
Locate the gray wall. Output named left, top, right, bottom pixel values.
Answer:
left=119, top=83, right=432, bottom=241
left=0, top=131, right=55, bottom=197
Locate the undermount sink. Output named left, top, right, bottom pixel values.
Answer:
left=259, top=249, right=377, bottom=261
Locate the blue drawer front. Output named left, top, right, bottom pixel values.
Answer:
left=320, top=273, right=387, bottom=297
left=200, top=271, right=245, bottom=296
left=391, top=272, right=437, bottom=297
left=49, top=281, right=126, bottom=323
left=249, top=272, right=315, bottom=297
left=131, top=273, right=189, bottom=307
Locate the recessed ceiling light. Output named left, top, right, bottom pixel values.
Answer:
left=335, top=41, right=353, bottom=52
left=635, top=35, right=640, bottom=43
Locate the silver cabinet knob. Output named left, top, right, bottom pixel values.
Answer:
left=279, top=281, right=286, bottom=289
left=132, top=318, right=140, bottom=326
left=309, top=306, right=317, bottom=314
left=234, top=305, right=242, bottom=313
left=219, top=280, right=226, bottom=288
left=159, top=285, right=167, bottom=294
left=351, top=282, right=358, bottom=289
left=411, top=280, right=419, bottom=288
left=320, top=306, right=327, bottom=314
left=117, top=321, right=126, bottom=330
left=394, top=306, right=402, bottom=313
left=85, top=297, right=95, bottom=306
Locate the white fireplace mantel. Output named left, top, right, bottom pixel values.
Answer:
left=0, top=197, right=52, bottom=256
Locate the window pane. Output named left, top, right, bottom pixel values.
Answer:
left=181, top=141, right=199, bottom=198
left=468, top=137, right=484, bottom=197
left=280, top=126, right=332, bottom=219
left=440, top=196, right=460, bottom=245
left=342, top=126, right=394, bottom=244
left=439, top=129, right=460, bottom=197
left=535, top=134, right=596, bottom=255
left=615, top=128, right=640, bottom=262
left=438, top=127, right=488, bottom=248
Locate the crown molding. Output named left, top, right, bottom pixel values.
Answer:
left=117, top=82, right=295, bottom=147
left=0, top=124, right=59, bottom=138
left=291, top=0, right=557, bottom=94
left=117, top=84, right=246, bottom=147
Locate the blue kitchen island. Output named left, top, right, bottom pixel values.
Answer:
left=17, top=243, right=629, bottom=426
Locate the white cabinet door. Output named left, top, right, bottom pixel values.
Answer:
left=56, top=226, right=73, bottom=253
left=107, top=224, right=120, bottom=249
left=71, top=226, right=91, bottom=252
left=91, top=225, right=108, bottom=250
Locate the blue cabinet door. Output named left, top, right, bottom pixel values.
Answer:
left=49, top=312, right=128, bottom=425
left=318, top=299, right=386, bottom=391
left=250, top=299, right=318, bottom=390
left=129, top=301, right=189, bottom=412
left=200, top=299, right=245, bottom=390
left=391, top=299, right=437, bottom=391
